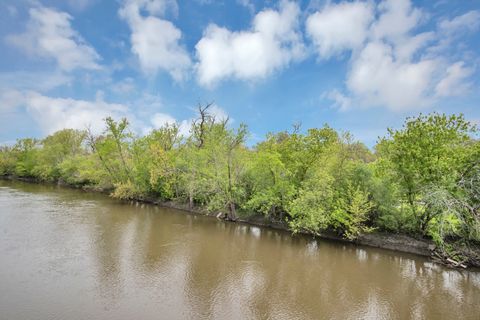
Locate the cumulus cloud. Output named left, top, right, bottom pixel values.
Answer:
left=307, top=0, right=477, bottom=111
left=6, top=5, right=101, bottom=71
left=435, top=62, right=473, bottom=97
left=0, top=90, right=136, bottom=135
left=27, top=93, right=131, bottom=135
left=195, top=0, right=304, bottom=87
left=347, top=41, right=437, bottom=111
left=119, top=0, right=191, bottom=80
left=370, top=0, right=423, bottom=41
left=438, top=10, right=480, bottom=35
left=306, top=1, right=374, bottom=59
left=1, top=88, right=211, bottom=138
left=325, top=89, right=352, bottom=111
left=151, top=112, right=177, bottom=128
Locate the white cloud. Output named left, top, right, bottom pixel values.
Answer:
left=430, top=10, right=480, bottom=56
left=306, top=1, right=374, bottom=59
left=195, top=0, right=304, bottom=87
left=307, top=0, right=477, bottom=111
left=325, top=89, right=352, bottom=111
left=347, top=41, right=437, bottom=111
left=438, top=10, right=480, bottom=35
left=371, top=0, right=423, bottom=41
left=1, top=88, right=205, bottom=138
left=393, top=31, right=435, bottom=62
left=1, top=90, right=135, bottom=135
left=25, top=93, right=133, bottom=135
left=119, top=0, right=191, bottom=80
left=6, top=5, right=101, bottom=71
left=151, top=112, right=177, bottom=128
left=435, top=61, right=473, bottom=97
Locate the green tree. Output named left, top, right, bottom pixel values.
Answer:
left=244, top=145, right=295, bottom=220
left=87, top=117, right=133, bottom=186
left=378, top=113, right=477, bottom=235
left=130, top=124, right=181, bottom=199
left=12, top=138, right=39, bottom=177
left=0, top=146, right=17, bottom=175
left=33, top=129, right=86, bottom=181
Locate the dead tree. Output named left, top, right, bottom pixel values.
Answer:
left=192, top=102, right=214, bottom=148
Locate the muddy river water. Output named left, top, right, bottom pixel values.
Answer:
left=0, top=180, right=479, bottom=319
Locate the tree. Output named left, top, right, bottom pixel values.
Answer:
left=378, top=113, right=477, bottom=235
left=244, top=145, right=295, bottom=219
left=33, top=129, right=86, bottom=181
left=287, top=147, right=374, bottom=239
left=12, top=138, right=39, bottom=177
left=131, top=124, right=181, bottom=199
left=2, top=110, right=479, bottom=254
left=87, top=117, right=133, bottom=186
left=421, top=140, right=480, bottom=245
left=201, top=123, right=248, bottom=220
left=0, top=146, right=17, bottom=175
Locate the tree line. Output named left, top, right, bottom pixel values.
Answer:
left=1, top=106, right=479, bottom=256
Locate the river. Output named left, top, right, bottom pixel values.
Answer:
left=0, top=180, right=479, bottom=319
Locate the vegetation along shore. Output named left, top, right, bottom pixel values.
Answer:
left=1, top=105, right=479, bottom=268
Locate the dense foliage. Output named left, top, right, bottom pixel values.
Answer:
left=1, top=108, right=479, bottom=251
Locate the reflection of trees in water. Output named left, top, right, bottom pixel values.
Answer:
left=179, top=221, right=268, bottom=319
left=84, top=199, right=480, bottom=319
left=3, top=181, right=480, bottom=319
left=175, top=221, right=480, bottom=320
left=89, top=203, right=191, bottom=300
left=89, top=202, right=137, bottom=303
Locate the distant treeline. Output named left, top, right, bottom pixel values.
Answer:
left=1, top=106, right=479, bottom=256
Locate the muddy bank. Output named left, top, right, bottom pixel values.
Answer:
left=235, top=215, right=438, bottom=260
left=2, top=175, right=479, bottom=268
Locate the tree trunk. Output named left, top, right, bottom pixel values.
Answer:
left=229, top=202, right=237, bottom=221
left=420, top=210, right=434, bottom=236
left=189, top=192, right=193, bottom=210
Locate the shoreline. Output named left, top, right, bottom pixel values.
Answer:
left=1, top=175, right=479, bottom=269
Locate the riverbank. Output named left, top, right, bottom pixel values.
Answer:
left=2, top=175, right=479, bottom=269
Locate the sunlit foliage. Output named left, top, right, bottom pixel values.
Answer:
left=1, top=109, right=478, bottom=250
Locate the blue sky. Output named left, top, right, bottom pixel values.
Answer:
left=0, top=0, right=479, bottom=147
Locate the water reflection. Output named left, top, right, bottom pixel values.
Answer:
left=0, top=180, right=479, bottom=320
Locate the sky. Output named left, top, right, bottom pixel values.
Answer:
left=0, top=0, right=479, bottom=147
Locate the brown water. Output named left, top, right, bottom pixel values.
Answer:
left=0, top=180, right=479, bottom=320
